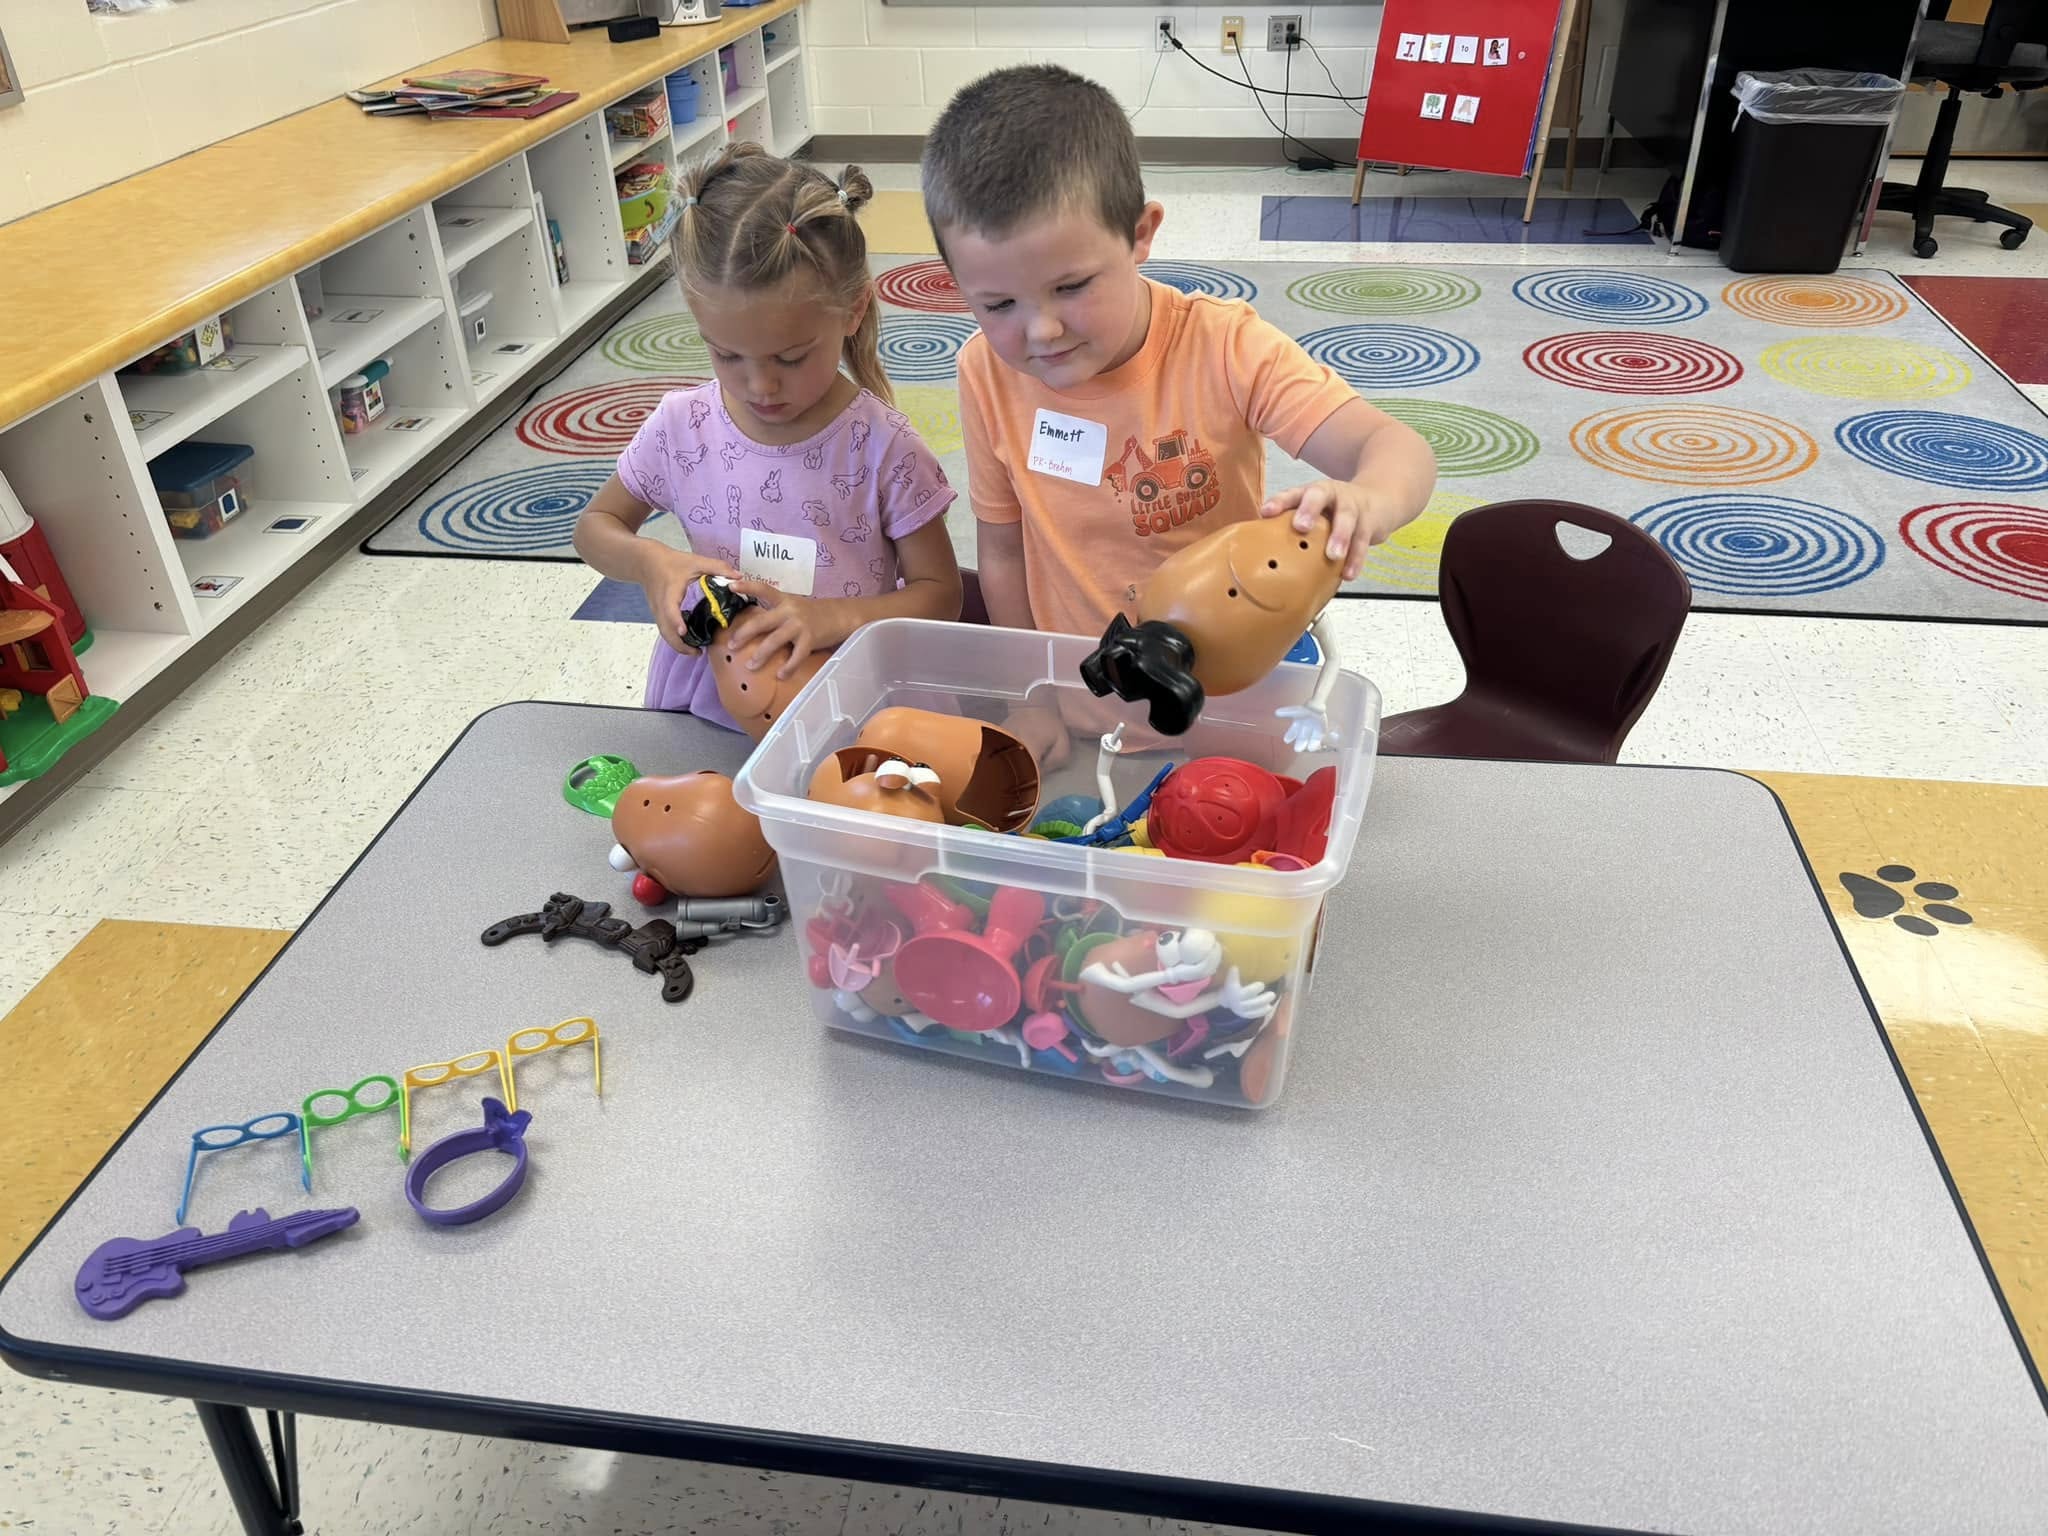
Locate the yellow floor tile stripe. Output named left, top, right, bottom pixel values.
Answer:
left=0, top=922, right=289, bottom=1272
left=862, top=189, right=938, bottom=256
left=1754, top=771, right=2048, bottom=1368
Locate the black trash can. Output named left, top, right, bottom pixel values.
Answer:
left=1720, top=70, right=1905, bottom=274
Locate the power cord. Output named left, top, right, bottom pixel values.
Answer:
left=1165, top=31, right=1355, bottom=171
left=1302, top=34, right=1366, bottom=119
left=1161, top=28, right=1364, bottom=104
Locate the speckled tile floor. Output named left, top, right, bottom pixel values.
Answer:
left=3, top=157, right=2048, bottom=1534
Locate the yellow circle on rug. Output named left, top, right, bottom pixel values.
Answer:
left=895, top=384, right=962, bottom=455
left=1759, top=336, right=1973, bottom=401
left=1355, top=490, right=1486, bottom=591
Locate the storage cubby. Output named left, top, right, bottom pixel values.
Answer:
left=117, top=285, right=313, bottom=462
left=308, top=212, right=457, bottom=394
left=337, top=316, right=468, bottom=502
left=767, top=56, right=811, bottom=158
left=722, top=32, right=768, bottom=124
left=451, top=224, right=560, bottom=407
left=668, top=55, right=724, bottom=165
left=528, top=114, right=631, bottom=332
left=0, top=381, right=196, bottom=713
left=761, top=10, right=802, bottom=75
left=732, top=97, right=771, bottom=153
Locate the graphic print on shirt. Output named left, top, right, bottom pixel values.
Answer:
left=802, top=499, right=829, bottom=527
left=724, top=484, right=742, bottom=521
left=761, top=469, right=783, bottom=503
left=719, top=440, right=746, bottom=472
left=1105, top=426, right=1222, bottom=537
left=688, top=397, right=712, bottom=430
left=831, top=463, right=871, bottom=499
left=677, top=443, right=708, bottom=476
left=841, top=514, right=872, bottom=544
left=688, top=496, right=715, bottom=525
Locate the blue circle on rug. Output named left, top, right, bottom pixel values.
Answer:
left=1299, top=324, right=1479, bottom=390
left=1513, top=270, right=1709, bottom=326
left=878, top=315, right=979, bottom=382
left=1835, top=410, right=2048, bottom=492
left=417, top=462, right=614, bottom=554
left=1140, top=261, right=1258, bottom=301
left=1632, top=494, right=1885, bottom=595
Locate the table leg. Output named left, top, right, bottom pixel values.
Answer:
left=193, top=1402, right=303, bottom=1536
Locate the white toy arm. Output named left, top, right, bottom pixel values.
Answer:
left=1079, top=723, right=1127, bottom=836
left=1275, top=612, right=1342, bottom=753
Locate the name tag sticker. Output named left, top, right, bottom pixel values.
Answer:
left=1027, top=408, right=1108, bottom=486
left=740, top=528, right=818, bottom=596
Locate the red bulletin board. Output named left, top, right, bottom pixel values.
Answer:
left=1358, top=0, right=1569, bottom=177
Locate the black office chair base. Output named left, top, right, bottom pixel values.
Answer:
left=1879, top=180, right=2033, bottom=256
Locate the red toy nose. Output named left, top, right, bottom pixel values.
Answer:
left=890, top=887, right=1045, bottom=1032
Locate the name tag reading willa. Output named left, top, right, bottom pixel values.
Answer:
left=740, top=528, right=818, bottom=596
left=1027, top=408, right=1108, bottom=486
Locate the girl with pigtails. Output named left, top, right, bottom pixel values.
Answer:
left=574, top=145, right=961, bottom=730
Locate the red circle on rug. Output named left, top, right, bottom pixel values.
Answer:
left=1899, top=502, right=2048, bottom=603
left=517, top=377, right=703, bottom=455
left=874, top=260, right=969, bottom=313
left=1524, top=332, right=1743, bottom=394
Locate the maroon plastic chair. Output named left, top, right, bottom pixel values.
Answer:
left=959, top=566, right=990, bottom=626
left=1379, top=500, right=1691, bottom=764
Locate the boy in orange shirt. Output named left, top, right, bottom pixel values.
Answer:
left=923, top=65, right=1435, bottom=760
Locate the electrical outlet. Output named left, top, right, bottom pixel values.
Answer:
left=1154, top=14, right=1179, bottom=51
left=1269, top=14, right=1303, bottom=50
left=1220, top=15, right=1244, bottom=52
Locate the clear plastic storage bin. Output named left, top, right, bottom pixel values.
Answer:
left=733, top=618, right=1381, bottom=1109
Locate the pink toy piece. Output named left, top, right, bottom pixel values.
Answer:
left=889, top=886, right=1046, bottom=1033
left=1021, top=1011, right=1071, bottom=1052
left=827, top=909, right=906, bottom=991
left=1167, top=1017, right=1211, bottom=1060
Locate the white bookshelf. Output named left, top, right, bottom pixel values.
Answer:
left=0, top=5, right=813, bottom=819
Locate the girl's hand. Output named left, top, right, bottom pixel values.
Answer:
left=1258, top=481, right=1409, bottom=581
left=726, top=580, right=850, bottom=679
left=643, top=546, right=740, bottom=656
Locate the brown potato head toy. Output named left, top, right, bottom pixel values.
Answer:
left=682, top=575, right=830, bottom=744
left=608, top=770, right=779, bottom=905
left=1080, top=508, right=1346, bottom=752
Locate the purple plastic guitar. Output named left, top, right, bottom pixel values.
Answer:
left=74, top=1207, right=359, bottom=1320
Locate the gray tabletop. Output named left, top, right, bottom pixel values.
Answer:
left=5, top=702, right=2045, bottom=1534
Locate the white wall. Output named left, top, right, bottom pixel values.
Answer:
left=807, top=1, right=1626, bottom=144
left=0, top=0, right=500, bottom=225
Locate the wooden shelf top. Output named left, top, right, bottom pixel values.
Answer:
left=0, top=0, right=799, bottom=435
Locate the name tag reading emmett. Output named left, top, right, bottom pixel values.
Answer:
left=1027, top=408, right=1108, bottom=486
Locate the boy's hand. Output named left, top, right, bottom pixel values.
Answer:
left=726, top=580, right=849, bottom=680
left=643, top=547, right=740, bottom=656
left=1260, top=481, right=1412, bottom=582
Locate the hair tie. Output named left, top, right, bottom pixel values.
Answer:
left=682, top=196, right=698, bottom=208
left=836, top=186, right=850, bottom=207
left=786, top=221, right=798, bottom=235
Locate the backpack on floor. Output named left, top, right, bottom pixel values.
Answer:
left=1640, top=174, right=1723, bottom=249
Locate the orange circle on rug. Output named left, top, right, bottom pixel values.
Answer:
left=1721, top=276, right=1909, bottom=328
left=1571, top=406, right=1820, bottom=486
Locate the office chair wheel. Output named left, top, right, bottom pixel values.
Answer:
left=1914, top=235, right=1939, bottom=258
left=2002, top=227, right=2029, bottom=250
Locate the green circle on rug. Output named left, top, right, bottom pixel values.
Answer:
left=1376, top=399, right=1540, bottom=477
left=1287, top=267, right=1482, bottom=315
left=602, top=313, right=711, bottom=372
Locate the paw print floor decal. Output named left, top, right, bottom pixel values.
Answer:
left=1839, top=865, right=1974, bottom=936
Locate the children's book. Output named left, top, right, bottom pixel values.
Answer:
left=401, top=68, right=549, bottom=98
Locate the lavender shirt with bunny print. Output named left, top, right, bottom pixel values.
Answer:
left=616, top=382, right=955, bottom=729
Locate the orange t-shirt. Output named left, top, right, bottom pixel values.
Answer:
left=957, top=279, right=1358, bottom=639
